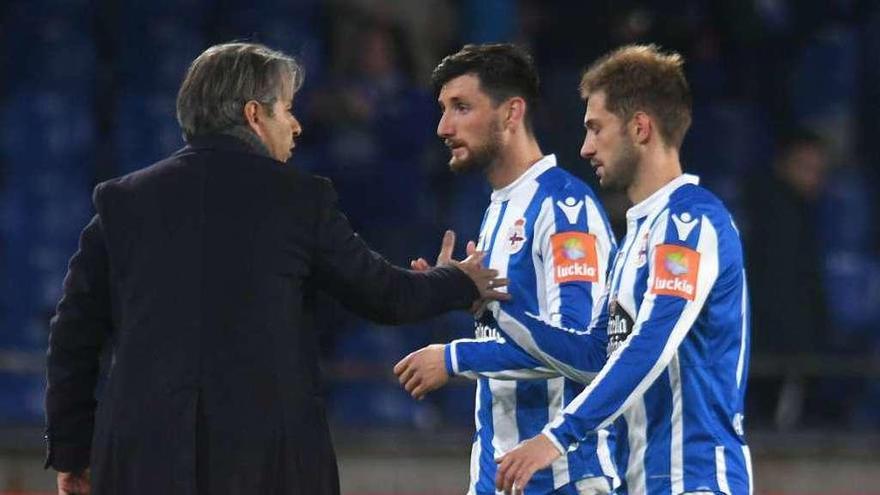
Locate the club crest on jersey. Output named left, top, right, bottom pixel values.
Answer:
left=551, top=232, right=598, bottom=283
left=651, top=244, right=700, bottom=300
left=506, top=218, right=527, bottom=254
left=636, top=232, right=649, bottom=267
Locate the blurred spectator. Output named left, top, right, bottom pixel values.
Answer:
left=745, top=128, right=830, bottom=429
left=308, top=17, right=437, bottom=260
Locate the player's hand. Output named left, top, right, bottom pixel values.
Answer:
left=495, top=434, right=561, bottom=494
left=57, top=469, right=90, bottom=495
left=393, top=344, right=449, bottom=400
left=410, top=230, right=510, bottom=304
left=453, top=252, right=510, bottom=303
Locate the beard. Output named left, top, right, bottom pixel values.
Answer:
left=448, top=120, right=503, bottom=174
left=598, top=133, right=640, bottom=192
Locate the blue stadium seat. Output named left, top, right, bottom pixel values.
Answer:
left=114, top=17, right=206, bottom=91
left=0, top=9, right=96, bottom=93
left=0, top=371, right=45, bottom=424
left=114, top=91, right=184, bottom=174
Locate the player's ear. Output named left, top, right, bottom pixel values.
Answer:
left=505, top=97, right=526, bottom=131
left=631, top=111, right=652, bottom=145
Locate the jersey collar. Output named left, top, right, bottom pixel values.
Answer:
left=626, top=173, right=700, bottom=221
left=491, top=154, right=556, bottom=202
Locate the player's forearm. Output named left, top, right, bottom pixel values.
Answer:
left=445, top=339, right=557, bottom=380
left=495, top=308, right=606, bottom=383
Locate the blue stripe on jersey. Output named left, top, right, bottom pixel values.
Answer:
left=514, top=380, right=552, bottom=494
left=613, top=417, right=630, bottom=493
left=643, top=371, right=672, bottom=494
left=476, top=378, right=497, bottom=494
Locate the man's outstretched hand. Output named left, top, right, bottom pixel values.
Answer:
left=411, top=230, right=510, bottom=306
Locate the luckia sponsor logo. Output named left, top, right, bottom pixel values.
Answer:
left=557, top=237, right=596, bottom=278
left=664, top=251, right=690, bottom=276
left=563, top=238, right=585, bottom=260
left=655, top=250, right=695, bottom=296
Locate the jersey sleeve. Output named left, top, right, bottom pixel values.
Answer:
left=445, top=337, right=559, bottom=380
left=543, top=206, right=723, bottom=453
left=493, top=191, right=616, bottom=384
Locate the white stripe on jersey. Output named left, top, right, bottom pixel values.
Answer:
left=467, top=437, right=481, bottom=495
left=489, top=379, right=519, bottom=455
left=584, top=194, right=613, bottom=327
left=743, top=445, right=754, bottom=495
left=450, top=341, right=461, bottom=374
left=596, top=429, right=620, bottom=489
left=624, top=401, right=648, bottom=495
left=548, top=377, right=570, bottom=489
left=715, top=445, right=730, bottom=493
left=670, top=353, right=684, bottom=493
left=534, top=199, right=556, bottom=321
left=736, top=270, right=749, bottom=388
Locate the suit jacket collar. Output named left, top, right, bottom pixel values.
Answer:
left=181, top=131, right=278, bottom=162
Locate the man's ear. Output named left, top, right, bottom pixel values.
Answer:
left=243, top=100, right=262, bottom=135
left=505, top=97, right=526, bottom=131
left=631, top=111, right=653, bottom=145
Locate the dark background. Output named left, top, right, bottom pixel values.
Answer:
left=2, top=0, right=879, bottom=453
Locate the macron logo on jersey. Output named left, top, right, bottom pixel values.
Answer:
left=552, top=232, right=598, bottom=283
left=651, top=244, right=700, bottom=300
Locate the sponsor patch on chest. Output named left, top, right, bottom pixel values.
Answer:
left=607, top=298, right=634, bottom=356
left=651, top=244, right=700, bottom=300
left=551, top=232, right=598, bottom=283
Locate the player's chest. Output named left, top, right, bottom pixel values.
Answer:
left=607, top=220, right=654, bottom=353
left=477, top=201, right=537, bottom=271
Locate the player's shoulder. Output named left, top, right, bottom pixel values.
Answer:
left=536, top=163, right=599, bottom=201
left=665, top=182, right=739, bottom=242
left=667, top=182, right=729, bottom=218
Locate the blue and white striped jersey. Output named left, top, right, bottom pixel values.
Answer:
left=442, top=155, right=619, bottom=494
left=542, top=174, right=753, bottom=495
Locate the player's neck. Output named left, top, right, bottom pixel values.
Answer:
left=627, top=146, right=683, bottom=205
left=486, top=138, right=544, bottom=190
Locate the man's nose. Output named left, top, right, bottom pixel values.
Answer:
left=291, top=116, right=302, bottom=137
left=580, top=134, right=595, bottom=159
left=437, top=112, right=453, bottom=138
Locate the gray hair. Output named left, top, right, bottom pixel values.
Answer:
left=176, top=42, right=304, bottom=141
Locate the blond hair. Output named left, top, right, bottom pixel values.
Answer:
left=580, top=44, right=692, bottom=149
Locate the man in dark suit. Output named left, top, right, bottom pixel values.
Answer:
left=45, top=42, right=508, bottom=495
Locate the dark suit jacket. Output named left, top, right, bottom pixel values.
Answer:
left=44, top=134, right=478, bottom=494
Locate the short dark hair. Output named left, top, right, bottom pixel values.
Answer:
left=431, top=43, right=540, bottom=132
left=580, top=44, right=692, bottom=149
left=176, top=42, right=304, bottom=141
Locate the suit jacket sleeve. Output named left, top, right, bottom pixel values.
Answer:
left=44, top=209, right=113, bottom=472
left=310, top=178, right=479, bottom=324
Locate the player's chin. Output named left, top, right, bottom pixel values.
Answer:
left=449, top=157, right=473, bottom=174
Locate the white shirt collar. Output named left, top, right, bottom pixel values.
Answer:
left=626, top=173, right=700, bottom=220
left=490, top=154, right=557, bottom=202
